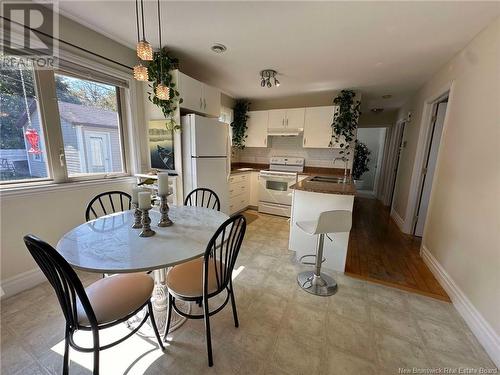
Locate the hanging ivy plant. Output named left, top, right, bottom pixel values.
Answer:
left=352, top=140, right=371, bottom=180
left=146, top=48, right=183, bottom=130
left=231, top=100, right=250, bottom=149
left=329, top=89, right=361, bottom=159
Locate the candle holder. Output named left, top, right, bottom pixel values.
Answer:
left=132, top=203, right=142, bottom=229
left=157, top=194, right=173, bottom=227
left=139, top=207, right=156, bottom=237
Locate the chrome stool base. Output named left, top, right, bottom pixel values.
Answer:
left=297, top=271, right=338, bottom=296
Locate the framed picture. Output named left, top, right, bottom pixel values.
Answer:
left=148, top=120, right=175, bottom=170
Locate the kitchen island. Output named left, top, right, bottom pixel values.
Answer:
left=289, top=176, right=356, bottom=272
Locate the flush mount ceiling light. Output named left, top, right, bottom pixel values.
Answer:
left=260, top=69, right=280, bottom=88
left=211, top=43, right=227, bottom=54
left=136, top=0, right=153, bottom=61
left=371, top=108, right=384, bottom=113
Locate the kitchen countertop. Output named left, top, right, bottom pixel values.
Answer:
left=230, top=163, right=349, bottom=176
left=290, top=175, right=356, bottom=195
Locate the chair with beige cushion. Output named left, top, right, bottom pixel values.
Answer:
left=163, top=214, right=247, bottom=367
left=23, top=234, right=164, bottom=375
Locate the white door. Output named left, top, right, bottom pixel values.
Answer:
left=246, top=110, right=269, bottom=147
left=268, top=109, right=287, bottom=130
left=303, top=106, right=334, bottom=148
left=84, top=131, right=111, bottom=173
left=191, top=116, right=228, bottom=157
left=414, top=101, right=448, bottom=237
left=285, top=108, right=305, bottom=129
left=202, top=84, right=221, bottom=117
left=192, top=157, right=229, bottom=214
left=179, top=72, right=203, bottom=112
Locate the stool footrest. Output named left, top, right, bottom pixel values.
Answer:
left=298, top=254, right=326, bottom=266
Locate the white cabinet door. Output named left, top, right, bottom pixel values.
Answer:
left=303, top=106, right=334, bottom=148
left=246, top=110, right=269, bottom=147
left=267, top=109, right=287, bottom=130
left=249, top=171, right=260, bottom=206
left=285, top=108, right=305, bottom=129
left=202, top=84, right=221, bottom=118
left=179, top=72, right=203, bottom=112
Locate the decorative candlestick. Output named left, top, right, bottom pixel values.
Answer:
left=139, top=207, right=156, bottom=237
left=132, top=202, right=142, bottom=229
left=157, top=194, right=173, bottom=227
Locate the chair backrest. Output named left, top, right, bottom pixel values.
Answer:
left=85, top=191, right=132, bottom=221
left=314, top=210, right=352, bottom=234
left=23, top=234, right=98, bottom=329
left=203, top=214, right=246, bottom=295
left=184, top=188, right=220, bottom=211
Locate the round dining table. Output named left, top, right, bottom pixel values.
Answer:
left=56, top=205, right=229, bottom=333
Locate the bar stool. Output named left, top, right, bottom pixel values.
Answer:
left=296, top=210, right=352, bottom=296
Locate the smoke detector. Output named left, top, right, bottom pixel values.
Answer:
left=211, top=43, right=227, bottom=54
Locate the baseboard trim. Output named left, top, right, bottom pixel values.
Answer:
left=421, top=245, right=500, bottom=367
left=0, top=267, right=45, bottom=300
left=390, top=207, right=405, bottom=231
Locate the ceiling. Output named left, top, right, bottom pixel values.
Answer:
left=57, top=1, right=500, bottom=110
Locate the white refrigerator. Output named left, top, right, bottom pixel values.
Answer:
left=181, top=114, right=231, bottom=214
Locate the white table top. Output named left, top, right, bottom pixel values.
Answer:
left=56, top=206, right=228, bottom=273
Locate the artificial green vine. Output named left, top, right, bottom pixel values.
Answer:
left=231, top=100, right=250, bottom=149
left=352, top=140, right=371, bottom=180
left=329, top=89, right=361, bottom=159
left=146, top=48, right=182, bottom=130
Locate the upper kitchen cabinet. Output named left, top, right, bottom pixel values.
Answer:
left=268, top=108, right=305, bottom=130
left=245, top=110, right=269, bottom=147
left=303, top=106, right=335, bottom=148
left=268, top=109, right=287, bottom=130
left=178, top=72, right=221, bottom=118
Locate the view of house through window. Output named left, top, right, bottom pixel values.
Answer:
left=0, top=63, right=49, bottom=182
left=55, top=73, right=125, bottom=177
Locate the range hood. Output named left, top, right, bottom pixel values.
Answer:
left=267, top=128, right=304, bottom=137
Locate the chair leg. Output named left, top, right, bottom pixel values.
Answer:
left=148, top=301, right=165, bottom=351
left=202, top=296, right=213, bottom=367
left=163, top=293, right=173, bottom=342
left=92, top=329, right=100, bottom=375
left=63, top=327, right=70, bottom=375
left=229, top=282, right=239, bottom=328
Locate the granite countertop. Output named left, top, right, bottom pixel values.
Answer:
left=290, top=176, right=356, bottom=195
left=230, top=163, right=349, bottom=176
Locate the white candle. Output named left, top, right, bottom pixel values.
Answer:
left=157, top=172, right=169, bottom=196
left=131, top=187, right=142, bottom=204
left=138, top=191, right=151, bottom=210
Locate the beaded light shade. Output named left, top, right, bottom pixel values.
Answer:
left=133, top=64, right=148, bottom=81
left=155, top=83, right=170, bottom=100
left=137, top=40, right=153, bottom=61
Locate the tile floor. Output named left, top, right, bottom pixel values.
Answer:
left=0, top=210, right=496, bottom=374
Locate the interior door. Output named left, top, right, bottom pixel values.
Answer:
left=179, top=72, right=203, bottom=112
left=84, top=131, right=111, bottom=173
left=303, top=106, right=334, bottom=148
left=246, top=110, right=269, bottom=147
left=285, top=108, right=305, bottom=129
left=267, top=109, right=287, bottom=129
left=414, top=101, right=448, bottom=236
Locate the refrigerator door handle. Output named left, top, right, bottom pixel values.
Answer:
left=226, top=131, right=231, bottom=182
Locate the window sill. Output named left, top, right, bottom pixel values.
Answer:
left=0, top=176, right=136, bottom=199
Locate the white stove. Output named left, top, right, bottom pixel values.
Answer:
left=258, top=157, right=304, bottom=217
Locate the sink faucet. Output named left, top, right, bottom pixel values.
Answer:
left=333, top=156, right=349, bottom=183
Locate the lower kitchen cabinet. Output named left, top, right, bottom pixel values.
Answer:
left=229, top=171, right=260, bottom=214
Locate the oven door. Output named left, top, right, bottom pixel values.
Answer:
left=259, top=172, right=296, bottom=206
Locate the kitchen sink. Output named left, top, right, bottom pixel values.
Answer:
left=310, top=176, right=346, bottom=183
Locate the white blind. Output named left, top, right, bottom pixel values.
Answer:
left=57, top=59, right=129, bottom=89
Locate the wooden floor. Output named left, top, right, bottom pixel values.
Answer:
left=346, top=197, right=450, bottom=301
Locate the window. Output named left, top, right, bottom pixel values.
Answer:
left=55, top=73, right=125, bottom=177
left=0, top=62, right=50, bottom=182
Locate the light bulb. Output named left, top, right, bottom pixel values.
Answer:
left=275, top=78, right=280, bottom=87
left=133, top=64, right=149, bottom=81
left=155, top=83, right=170, bottom=100
left=261, top=78, right=266, bottom=87
left=266, top=79, right=272, bottom=88
left=137, top=40, right=153, bottom=61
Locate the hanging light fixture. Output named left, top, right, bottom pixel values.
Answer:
left=133, top=0, right=148, bottom=81
left=136, top=0, right=153, bottom=61
left=155, top=0, right=170, bottom=100
left=260, top=69, right=280, bottom=88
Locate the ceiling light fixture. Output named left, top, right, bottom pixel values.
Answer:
left=260, top=69, right=280, bottom=88
left=154, top=0, right=169, bottom=100
left=133, top=0, right=149, bottom=81
left=211, top=43, right=227, bottom=54
left=136, top=0, right=153, bottom=61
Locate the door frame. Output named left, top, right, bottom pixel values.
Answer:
left=403, top=80, right=455, bottom=235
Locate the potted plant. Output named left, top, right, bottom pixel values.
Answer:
left=352, top=140, right=370, bottom=189
left=231, top=100, right=250, bottom=149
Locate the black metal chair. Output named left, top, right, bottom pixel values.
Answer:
left=23, top=235, right=164, bottom=375
left=163, top=214, right=246, bottom=367
left=184, top=188, right=220, bottom=211
left=85, top=191, right=132, bottom=222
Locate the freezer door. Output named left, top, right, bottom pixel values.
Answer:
left=191, top=157, right=230, bottom=214
left=191, top=115, right=228, bottom=157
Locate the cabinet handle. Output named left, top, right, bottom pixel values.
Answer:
left=264, top=137, right=267, bottom=145
left=304, top=137, right=306, bottom=146
left=200, top=97, right=203, bottom=108
left=286, top=118, right=288, bottom=127
left=204, top=98, right=207, bottom=109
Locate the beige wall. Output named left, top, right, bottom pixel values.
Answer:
left=393, top=18, right=500, bottom=336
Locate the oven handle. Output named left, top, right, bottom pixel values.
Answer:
left=259, top=172, right=297, bottom=180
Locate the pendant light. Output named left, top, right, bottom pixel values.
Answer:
left=133, top=0, right=148, bottom=81
left=155, top=0, right=170, bottom=100
left=136, top=0, right=153, bottom=61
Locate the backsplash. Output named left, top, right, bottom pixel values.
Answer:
left=233, top=136, right=353, bottom=168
